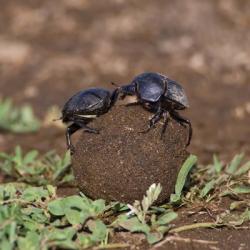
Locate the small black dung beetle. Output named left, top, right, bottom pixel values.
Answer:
left=61, top=88, right=118, bottom=152
left=118, top=72, right=192, bottom=146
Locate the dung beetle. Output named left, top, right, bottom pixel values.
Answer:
left=61, top=87, right=118, bottom=152
left=118, top=72, right=192, bottom=146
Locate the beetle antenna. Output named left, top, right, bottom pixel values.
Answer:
left=110, top=81, right=121, bottom=88
left=163, top=78, right=168, bottom=93
left=52, top=117, right=62, bottom=121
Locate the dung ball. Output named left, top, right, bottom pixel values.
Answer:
left=72, top=105, right=189, bottom=204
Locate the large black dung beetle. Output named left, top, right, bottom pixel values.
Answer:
left=118, top=72, right=192, bottom=146
left=61, top=88, right=118, bottom=152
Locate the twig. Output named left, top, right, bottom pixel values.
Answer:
left=94, top=243, right=130, bottom=249
left=169, top=222, right=218, bottom=233
left=205, top=207, right=217, bottom=221
left=152, top=235, right=218, bottom=249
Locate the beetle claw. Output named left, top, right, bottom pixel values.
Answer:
left=139, top=127, right=151, bottom=134
left=69, top=145, right=76, bottom=155
left=83, top=127, right=100, bottom=134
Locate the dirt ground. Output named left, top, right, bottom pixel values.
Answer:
left=0, top=0, right=250, bottom=249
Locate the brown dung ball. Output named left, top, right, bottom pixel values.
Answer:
left=72, top=105, right=189, bottom=204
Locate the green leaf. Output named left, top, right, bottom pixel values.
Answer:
left=47, top=185, right=56, bottom=197
left=92, top=199, right=106, bottom=214
left=52, top=150, right=71, bottom=182
left=170, top=194, right=180, bottom=204
left=21, top=187, right=49, bottom=202
left=0, top=98, right=40, bottom=133
left=23, top=150, right=39, bottom=165
left=48, top=195, right=97, bottom=225
left=128, top=183, right=162, bottom=224
left=65, top=208, right=90, bottom=225
left=78, top=234, right=92, bottom=248
left=22, top=219, right=41, bottom=231
left=156, top=225, right=170, bottom=234
left=22, top=207, right=48, bottom=224
left=156, top=211, right=178, bottom=225
left=232, top=186, right=250, bottom=194
left=230, top=201, right=250, bottom=211
left=0, top=184, right=17, bottom=201
left=116, top=215, right=150, bottom=234
left=146, top=232, right=163, bottom=244
left=14, top=146, right=22, bottom=166
left=88, top=219, right=108, bottom=242
left=213, top=155, right=222, bottom=173
left=62, top=196, right=89, bottom=211
left=226, top=153, right=244, bottom=174
left=47, top=227, right=76, bottom=241
left=199, top=179, right=216, bottom=198
left=46, top=228, right=77, bottom=249
left=170, top=155, right=197, bottom=203
left=0, top=99, right=11, bottom=119
left=221, top=186, right=250, bottom=197
left=235, top=161, right=250, bottom=176
left=0, top=239, right=13, bottom=250
left=18, top=231, right=40, bottom=250
left=142, top=183, right=162, bottom=213
left=10, top=106, right=40, bottom=133
left=241, top=209, right=250, bottom=222
left=48, top=199, right=65, bottom=216
left=7, top=221, right=17, bottom=244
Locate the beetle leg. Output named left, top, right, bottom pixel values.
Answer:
left=66, top=123, right=81, bottom=153
left=66, top=122, right=99, bottom=154
left=140, top=104, right=163, bottom=134
left=125, top=102, right=139, bottom=107
left=79, top=123, right=100, bottom=134
left=148, top=105, right=164, bottom=129
left=149, top=109, right=163, bottom=130
left=160, top=111, right=169, bottom=139
left=170, top=111, right=192, bottom=146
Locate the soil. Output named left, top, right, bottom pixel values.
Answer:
left=0, top=0, right=250, bottom=249
left=72, top=104, right=189, bottom=204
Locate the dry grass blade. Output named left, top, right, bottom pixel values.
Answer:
left=152, top=235, right=218, bottom=249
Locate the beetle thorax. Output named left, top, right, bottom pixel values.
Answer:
left=136, top=80, right=165, bottom=103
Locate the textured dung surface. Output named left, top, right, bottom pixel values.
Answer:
left=72, top=104, right=189, bottom=204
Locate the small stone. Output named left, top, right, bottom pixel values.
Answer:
left=72, top=105, right=189, bottom=204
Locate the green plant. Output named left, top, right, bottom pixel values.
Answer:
left=0, top=98, right=40, bottom=133
left=1, top=151, right=250, bottom=249
left=0, top=147, right=73, bottom=186
left=170, top=155, right=197, bottom=204
left=0, top=184, right=109, bottom=250
left=184, top=153, right=250, bottom=204
left=113, top=183, right=178, bottom=244
left=0, top=182, right=178, bottom=249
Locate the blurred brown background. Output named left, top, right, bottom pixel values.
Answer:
left=0, top=0, right=249, bottom=163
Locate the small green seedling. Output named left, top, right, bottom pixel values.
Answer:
left=0, top=147, right=73, bottom=185
left=0, top=184, right=108, bottom=250
left=0, top=98, right=40, bottom=133
left=184, top=153, right=250, bottom=204
left=114, top=183, right=178, bottom=244
left=170, top=155, right=197, bottom=204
